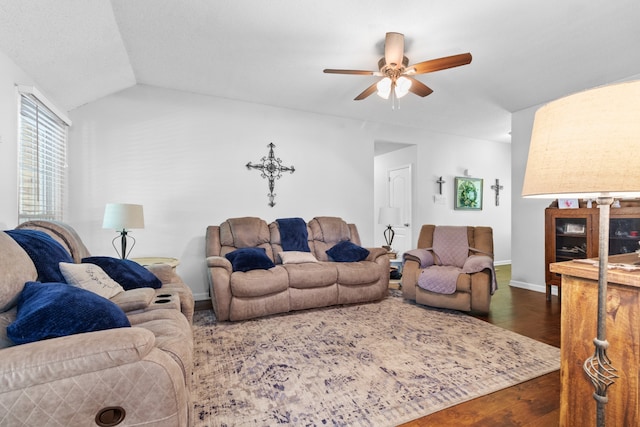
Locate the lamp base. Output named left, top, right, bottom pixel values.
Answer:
left=112, top=230, right=136, bottom=259
left=583, top=196, right=618, bottom=427
left=383, top=225, right=395, bottom=248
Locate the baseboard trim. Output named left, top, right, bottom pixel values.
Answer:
left=194, top=292, right=210, bottom=302
left=495, top=259, right=511, bottom=266
left=509, top=279, right=557, bottom=296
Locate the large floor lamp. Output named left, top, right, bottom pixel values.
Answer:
left=102, top=203, right=145, bottom=259
left=522, top=80, right=640, bottom=426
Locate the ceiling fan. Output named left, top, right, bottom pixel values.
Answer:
left=323, top=32, right=472, bottom=101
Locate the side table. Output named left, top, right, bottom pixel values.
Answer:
left=131, top=257, right=180, bottom=270
left=388, top=254, right=403, bottom=289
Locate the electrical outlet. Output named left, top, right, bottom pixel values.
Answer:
left=434, top=195, right=446, bottom=205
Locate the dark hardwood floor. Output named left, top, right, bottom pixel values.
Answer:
left=399, top=265, right=562, bottom=427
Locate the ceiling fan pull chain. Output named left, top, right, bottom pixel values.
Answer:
left=392, top=85, right=399, bottom=110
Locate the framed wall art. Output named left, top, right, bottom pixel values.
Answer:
left=454, top=177, right=483, bottom=210
left=558, top=198, right=579, bottom=209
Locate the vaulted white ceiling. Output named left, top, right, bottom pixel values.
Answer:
left=1, top=0, right=639, bottom=144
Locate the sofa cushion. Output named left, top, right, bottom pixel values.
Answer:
left=4, top=229, right=73, bottom=283
left=7, top=282, right=130, bottom=345
left=59, top=262, right=125, bottom=299
left=82, top=256, right=162, bottom=289
left=279, top=251, right=318, bottom=264
left=0, top=306, right=18, bottom=348
left=0, top=232, right=37, bottom=313
left=309, top=216, right=351, bottom=242
left=16, top=220, right=92, bottom=263
left=230, top=266, right=289, bottom=297
left=225, top=247, right=275, bottom=272
left=335, top=262, right=384, bottom=285
left=222, top=217, right=271, bottom=248
left=285, top=262, right=338, bottom=289
left=326, top=240, right=370, bottom=262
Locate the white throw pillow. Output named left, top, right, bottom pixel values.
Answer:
left=278, top=251, right=318, bottom=264
left=59, top=262, right=125, bottom=299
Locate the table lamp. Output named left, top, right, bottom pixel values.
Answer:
left=522, top=80, right=640, bottom=426
left=102, top=203, right=144, bottom=259
left=378, top=206, right=401, bottom=250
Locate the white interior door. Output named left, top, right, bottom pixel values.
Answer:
left=388, top=165, right=412, bottom=256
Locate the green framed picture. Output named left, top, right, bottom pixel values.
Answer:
left=454, top=177, right=483, bottom=210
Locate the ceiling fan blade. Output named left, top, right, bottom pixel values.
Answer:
left=408, top=53, right=472, bottom=75
left=384, top=32, right=404, bottom=67
left=354, top=81, right=380, bottom=100
left=406, top=77, right=433, bottom=97
left=323, top=68, right=376, bottom=75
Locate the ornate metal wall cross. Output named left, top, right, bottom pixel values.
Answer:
left=491, top=178, right=504, bottom=206
left=246, top=143, right=295, bottom=207
left=436, top=176, right=446, bottom=195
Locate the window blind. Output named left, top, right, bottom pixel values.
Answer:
left=18, top=93, right=68, bottom=222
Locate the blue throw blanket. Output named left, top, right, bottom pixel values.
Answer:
left=276, top=217, right=310, bottom=252
left=4, top=229, right=73, bottom=283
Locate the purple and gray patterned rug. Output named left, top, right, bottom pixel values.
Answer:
left=192, top=292, right=559, bottom=426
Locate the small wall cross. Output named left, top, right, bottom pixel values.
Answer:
left=436, top=176, right=446, bottom=195
left=491, top=179, right=504, bottom=206
left=246, top=143, right=295, bottom=207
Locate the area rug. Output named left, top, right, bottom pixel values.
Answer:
left=192, top=292, right=560, bottom=426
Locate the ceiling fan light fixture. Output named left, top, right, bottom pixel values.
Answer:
left=376, top=77, right=392, bottom=99
left=324, top=32, right=471, bottom=102
left=394, top=76, right=412, bottom=98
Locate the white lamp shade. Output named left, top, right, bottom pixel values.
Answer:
left=378, top=207, right=401, bottom=225
left=102, top=203, right=145, bottom=230
left=522, top=80, right=640, bottom=199
left=394, top=76, right=412, bottom=98
left=376, top=77, right=392, bottom=99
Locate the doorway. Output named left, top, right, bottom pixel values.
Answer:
left=388, top=165, right=412, bottom=256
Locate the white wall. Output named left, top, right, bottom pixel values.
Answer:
left=67, top=85, right=378, bottom=300
left=374, top=131, right=511, bottom=264
left=510, top=105, right=552, bottom=292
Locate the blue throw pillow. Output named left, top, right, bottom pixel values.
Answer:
left=326, top=240, right=370, bottom=262
left=4, top=229, right=73, bottom=283
left=81, top=257, right=162, bottom=290
left=276, top=217, right=310, bottom=252
left=225, top=247, right=275, bottom=272
left=7, top=281, right=130, bottom=345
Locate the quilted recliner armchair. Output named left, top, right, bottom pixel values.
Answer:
left=401, top=225, right=496, bottom=314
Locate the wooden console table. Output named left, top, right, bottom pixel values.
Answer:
left=550, top=253, right=640, bottom=427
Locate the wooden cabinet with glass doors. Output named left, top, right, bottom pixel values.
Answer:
left=544, top=199, right=640, bottom=301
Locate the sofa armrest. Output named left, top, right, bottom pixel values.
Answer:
left=110, top=287, right=156, bottom=312
left=400, top=257, right=422, bottom=301
left=206, top=256, right=233, bottom=321
left=403, top=248, right=435, bottom=268
left=145, top=263, right=178, bottom=285
left=206, top=255, right=232, bottom=272
left=0, top=327, right=155, bottom=392
left=364, top=247, right=388, bottom=262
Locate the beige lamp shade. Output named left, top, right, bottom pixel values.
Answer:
left=378, top=206, right=402, bottom=225
left=102, top=203, right=145, bottom=230
left=522, top=80, right=640, bottom=199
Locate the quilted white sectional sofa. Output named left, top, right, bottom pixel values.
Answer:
left=0, top=221, right=194, bottom=426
